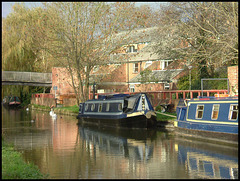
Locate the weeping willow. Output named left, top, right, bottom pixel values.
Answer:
left=2, top=3, right=52, bottom=102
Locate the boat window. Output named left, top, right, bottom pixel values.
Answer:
left=106, top=103, right=110, bottom=112
left=127, top=97, right=136, bottom=109
left=91, top=104, right=95, bottom=111
left=196, top=105, right=204, bottom=119
left=118, top=103, right=123, bottom=111
left=98, top=103, right=102, bottom=112
left=85, top=104, right=88, bottom=111
left=211, top=104, right=220, bottom=120
left=229, top=104, right=238, bottom=120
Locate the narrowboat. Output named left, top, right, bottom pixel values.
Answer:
left=2, top=96, right=21, bottom=108
left=174, top=95, right=238, bottom=144
left=77, top=93, right=157, bottom=129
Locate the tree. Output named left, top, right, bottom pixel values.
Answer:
left=2, top=3, right=52, bottom=101
left=29, top=2, right=148, bottom=105
left=154, top=2, right=238, bottom=80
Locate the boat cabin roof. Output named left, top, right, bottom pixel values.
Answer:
left=86, top=93, right=142, bottom=103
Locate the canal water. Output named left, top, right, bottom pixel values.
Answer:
left=2, top=107, right=238, bottom=179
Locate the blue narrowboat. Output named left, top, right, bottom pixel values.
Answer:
left=175, top=95, right=238, bottom=143
left=77, top=93, right=157, bottom=128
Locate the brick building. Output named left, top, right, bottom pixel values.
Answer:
left=49, top=27, right=189, bottom=97
left=228, top=65, right=238, bottom=96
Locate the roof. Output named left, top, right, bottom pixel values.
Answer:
left=129, top=69, right=184, bottom=83
left=112, top=27, right=159, bottom=45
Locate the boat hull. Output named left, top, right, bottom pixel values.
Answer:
left=77, top=115, right=157, bottom=129
left=8, top=102, right=21, bottom=108
left=174, top=122, right=238, bottom=145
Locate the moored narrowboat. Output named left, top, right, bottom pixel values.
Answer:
left=174, top=95, right=238, bottom=144
left=2, top=96, right=21, bottom=108
left=77, top=93, right=157, bottom=129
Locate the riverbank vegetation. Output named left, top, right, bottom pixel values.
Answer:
left=2, top=139, right=48, bottom=179
left=156, top=112, right=176, bottom=121
left=54, top=105, right=79, bottom=114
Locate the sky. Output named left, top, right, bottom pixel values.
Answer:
left=2, top=2, right=165, bottom=18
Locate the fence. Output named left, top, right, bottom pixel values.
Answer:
left=90, top=89, right=229, bottom=107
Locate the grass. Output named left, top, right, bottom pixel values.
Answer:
left=156, top=111, right=177, bottom=121
left=54, top=105, right=79, bottom=113
left=2, top=140, right=48, bottom=179
left=31, top=104, right=79, bottom=114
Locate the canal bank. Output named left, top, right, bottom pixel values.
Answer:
left=2, top=139, right=48, bottom=179
left=30, top=104, right=175, bottom=129
left=30, top=104, right=79, bottom=117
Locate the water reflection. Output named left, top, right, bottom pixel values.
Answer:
left=176, top=137, right=238, bottom=179
left=76, top=124, right=179, bottom=179
left=2, top=107, right=238, bottom=179
left=78, top=124, right=155, bottom=161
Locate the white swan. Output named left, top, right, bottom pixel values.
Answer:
left=50, top=110, right=54, bottom=116
left=50, top=107, right=54, bottom=116
left=51, top=113, right=57, bottom=120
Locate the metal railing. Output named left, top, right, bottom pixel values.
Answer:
left=2, top=71, right=52, bottom=83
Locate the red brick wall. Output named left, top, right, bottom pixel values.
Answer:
left=101, top=64, right=128, bottom=83
left=228, top=65, right=238, bottom=96
left=51, top=67, right=79, bottom=95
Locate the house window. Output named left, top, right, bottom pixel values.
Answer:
left=229, top=104, right=238, bottom=120
left=133, top=63, right=139, bottom=73
left=130, top=84, right=135, bottom=92
left=161, top=60, right=173, bottom=70
left=196, top=105, right=204, bottom=119
left=128, top=45, right=137, bottom=53
left=164, top=83, right=170, bottom=90
left=211, top=104, right=220, bottom=120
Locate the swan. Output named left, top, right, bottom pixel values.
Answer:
left=50, top=110, right=54, bottom=116
left=52, top=113, right=57, bottom=120
left=26, top=107, right=29, bottom=111
left=50, top=106, right=55, bottom=116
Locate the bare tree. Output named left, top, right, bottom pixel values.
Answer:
left=154, top=2, right=238, bottom=78
left=29, top=2, right=147, bottom=104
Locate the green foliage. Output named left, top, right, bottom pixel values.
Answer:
left=55, top=105, right=79, bottom=113
left=155, top=105, right=163, bottom=112
left=2, top=141, right=48, bottom=179
left=156, top=112, right=177, bottom=121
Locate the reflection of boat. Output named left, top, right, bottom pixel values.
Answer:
left=77, top=93, right=157, bottom=128
left=174, top=95, right=238, bottom=144
left=2, top=96, right=21, bottom=108
left=78, top=124, right=156, bottom=161
left=176, top=138, right=238, bottom=179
